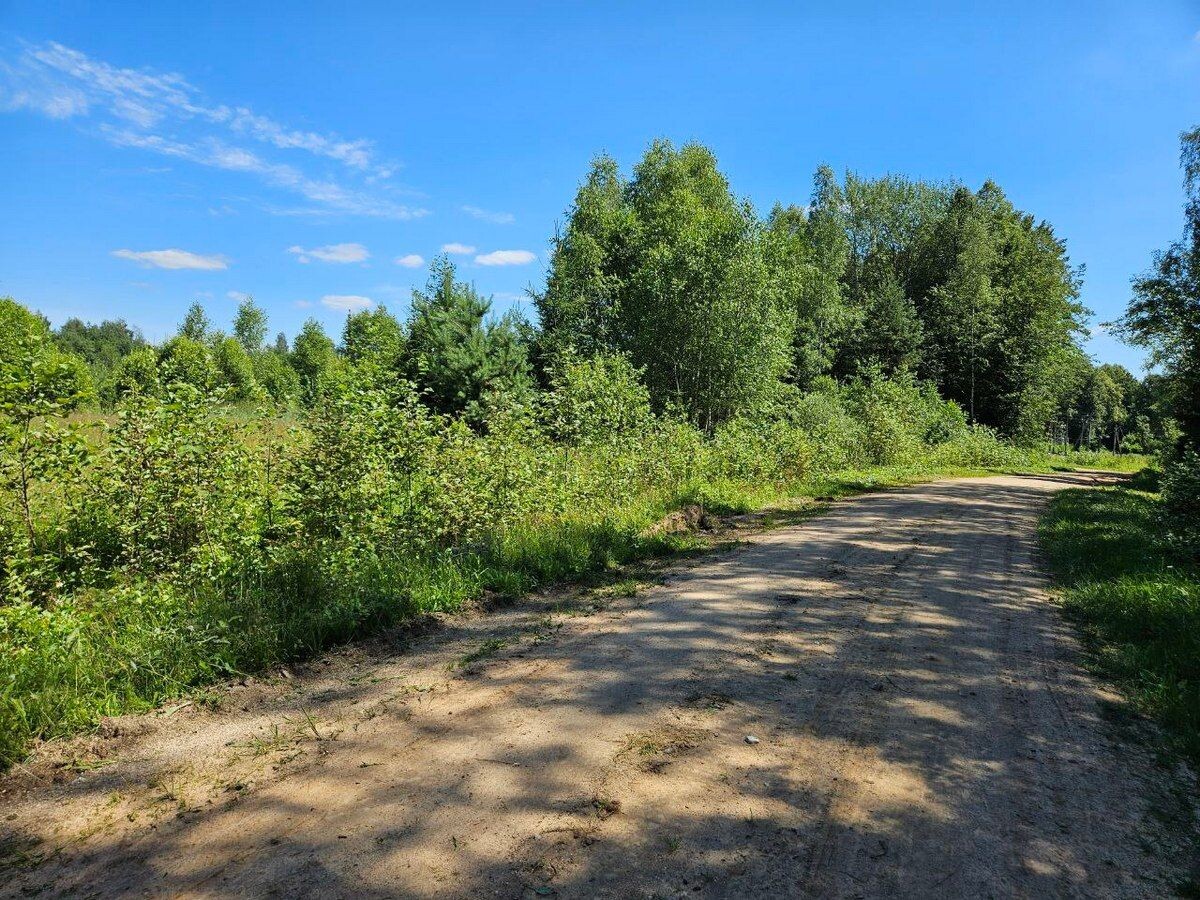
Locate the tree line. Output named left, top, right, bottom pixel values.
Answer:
left=536, top=141, right=1169, bottom=448
left=19, top=140, right=1165, bottom=453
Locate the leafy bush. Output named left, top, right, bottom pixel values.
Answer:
left=1161, top=449, right=1200, bottom=556
left=111, top=346, right=161, bottom=398
left=710, top=417, right=814, bottom=485
left=932, top=424, right=1024, bottom=469
left=540, top=351, right=652, bottom=444
left=252, top=350, right=301, bottom=406
left=214, top=336, right=263, bottom=403
left=778, top=381, right=867, bottom=471
left=159, top=336, right=218, bottom=390
left=842, top=371, right=966, bottom=466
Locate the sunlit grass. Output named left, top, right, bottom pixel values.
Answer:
left=1040, top=475, right=1200, bottom=762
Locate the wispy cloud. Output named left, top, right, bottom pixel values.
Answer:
left=394, top=254, right=425, bottom=268
left=294, top=299, right=313, bottom=309
left=112, top=248, right=228, bottom=270
left=321, top=294, right=373, bottom=311
left=462, top=205, right=514, bottom=225
left=287, top=242, right=370, bottom=264
left=227, top=290, right=250, bottom=301
left=227, top=108, right=379, bottom=173
left=475, top=249, right=535, bottom=266
left=1, top=41, right=425, bottom=219
left=441, top=242, right=476, bottom=254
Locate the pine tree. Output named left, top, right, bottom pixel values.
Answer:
left=406, top=257, right=531, bottom=422
left=840, top=255, right=922, bottom=375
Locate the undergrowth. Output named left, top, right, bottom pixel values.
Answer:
left=0, top=369, right=1144, bottom=770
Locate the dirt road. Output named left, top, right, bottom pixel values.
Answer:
left=2, top=474, right=1196, bottom=898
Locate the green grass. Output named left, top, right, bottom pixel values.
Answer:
left=1039, top=473, right=1200, bottom=763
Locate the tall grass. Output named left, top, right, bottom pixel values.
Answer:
left=1040, top=474, right=1200, bottom=762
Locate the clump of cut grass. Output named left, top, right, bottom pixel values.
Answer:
left=451, top=638, right=506, bottom=671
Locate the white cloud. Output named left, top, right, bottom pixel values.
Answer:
left=227, top=290, right=250, bottom=301
left=394, top=253, right=425, bottom=268
left=462, top=205, right=515, bottom=225
left=474, top=249, right=535, bottom=266
left=227, top=108, right=377, bottom=172
left=287, top=242, right=370, bottom=264
left=321, top=294, right=373, bottom=311
left=0, top=41, right=424, bottom=219
left=102, top=128, right=425, bottom=219
left=294, top=299, right=313, bottom=308
left=441, top=242, right=476, bottom=254
left=112, top=248, right=228, bottom=270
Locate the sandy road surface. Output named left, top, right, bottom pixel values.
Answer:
left=1, top=473, right=1196, bottom=898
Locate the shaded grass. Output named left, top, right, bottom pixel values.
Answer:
left=1039, top=477, right=1200, bottom=763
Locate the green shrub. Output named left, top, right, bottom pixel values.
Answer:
left=0, top=349, right=1127, bottom=769
left=213, top=337, right=263, bottom=403
left=933, top=425, right=1023, bottom=469
left=252, top=350, right=301, bottom=406
left=710, top=417, right=814, bottom=485
left=159, top=336, right=218, bottom=390
left=1162, top=449, right=1200, bottom=556
left=540, top=350, right=653, bottom=444
left=111, top=346, right=161, bottom=399
left=782, top=382, right=867, bottom=471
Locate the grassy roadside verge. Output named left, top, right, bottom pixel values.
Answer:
left=2, top=448, right=1138, bottom=771
left=1039, top=469, right=1200, bottom=764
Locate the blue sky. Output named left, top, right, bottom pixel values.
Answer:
left=1, top=2, right=1198, bottom=371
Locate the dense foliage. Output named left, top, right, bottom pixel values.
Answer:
left=1117, top=126, right=1200, bottom=546
left=539, top=142, right=1105, bottom=444
left=1120, top=127, right=1200, bottom=448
